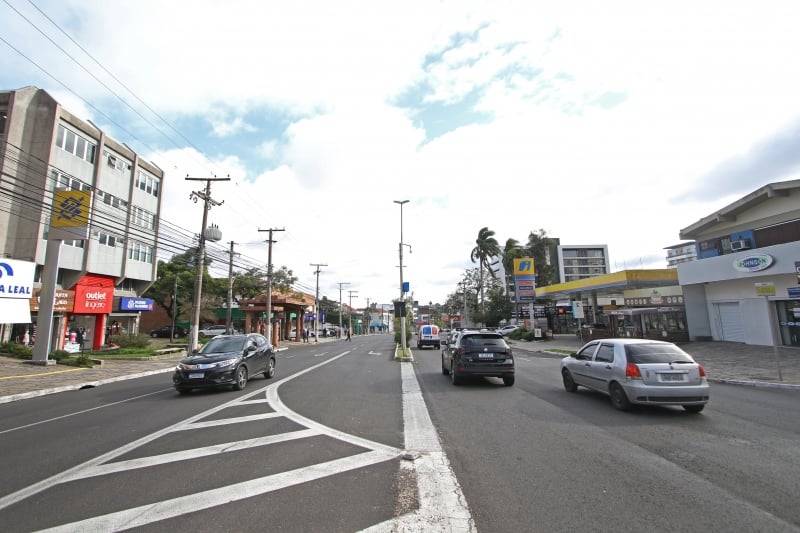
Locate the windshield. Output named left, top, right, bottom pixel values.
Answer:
left=624, top=343, right=694, bottom=364
left=200, top=336, right=246, bottom=354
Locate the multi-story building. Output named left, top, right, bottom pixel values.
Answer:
left=0, top=87, right=163, bottom=350
left=556, top=244, right=610, bottom=283
left=677, top=179, right=800, bottom=346
left=664, top=242, right=697, bottom=267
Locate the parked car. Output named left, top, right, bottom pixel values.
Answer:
left=417, top=324, right=440, bottom=349
left=149, top=325, right=188, bottom=338
left=289, top=328, right=316, bottom=340
left=560, top=338, right=709, bottom=412
left=173, top=333, right=276, bottom=394
left=495, top=324, right=520, bottom=336
left=441, top=330, right=515, bottom=386
left=198, top=325, right=230, bottom=337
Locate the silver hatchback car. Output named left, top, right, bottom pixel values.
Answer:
left=560, top=338, right=710, bottom=412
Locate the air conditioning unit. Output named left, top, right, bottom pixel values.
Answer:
left=731, top=239, right=751, bottom=251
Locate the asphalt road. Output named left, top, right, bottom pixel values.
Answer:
left=1, top=334, right=799, bottom=532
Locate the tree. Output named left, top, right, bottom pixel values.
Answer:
left=524, top=229, right=557, bottom=287
left=482, top=279, right=514, bottom=327
left=145, top=249, right=219, bottom=324
left=470, top=227, right=501, bottom=316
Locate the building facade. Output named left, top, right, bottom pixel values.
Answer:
left=664, top=242, right=697, bottom=267
left=556, top=244, right=611, bottom=283
left=677, top=179, right=800, bottom=347
left=0, top=87, right=163, bottom=350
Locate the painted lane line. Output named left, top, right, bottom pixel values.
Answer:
left=66, top=429, right=320, bottom=482
left=361, top=362, right=475, bottom=532
left=176, top=411, right=282, bottom=430
left=38, top=450, right=397, bottom=533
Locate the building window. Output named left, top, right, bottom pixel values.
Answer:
left=132, top=206, right=155, bottom=230
left=99, top=233, right=118, bottom=247
left=136, top=170, right=160, bottom=198
left=55, top=124, right=96, bottom=163
left=128, top=241, right=154, bottom=264
left=51, top=170, right=90, bottom=192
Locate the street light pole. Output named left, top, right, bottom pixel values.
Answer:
left=259, top=227, right=285, bottom=344
left=348, top=290, right=358, bottom=333
left=337, top=282, right=350, bottom=335
left=394, top=199, right=409, bottom=351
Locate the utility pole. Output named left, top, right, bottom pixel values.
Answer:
left=186, top=175, right=229, bottom=352
left=348, top=290, right=359, bottom=333
left=226, top=241, right=239, bottom=333
left=170, top=275, right=178, bottom=343
left=337, top=282, right=350, bottom=334
left=258, top=227, right=285, bottom=344
left=310, top=263, right=327, bottom=343
left=365, top=297, right=371, bottom=334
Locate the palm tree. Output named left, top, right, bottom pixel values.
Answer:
left=470, top=227, right=501, bottom=317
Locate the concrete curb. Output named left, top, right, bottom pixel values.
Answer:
left=706, top=378, right=800, bottom=390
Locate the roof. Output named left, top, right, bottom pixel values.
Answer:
left=679, top=178, right=800, bottom=240
left=535, top=269, right=678, bottom=301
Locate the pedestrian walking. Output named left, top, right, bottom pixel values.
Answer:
left=302, top=328, right=309, bottom=343
left=346, top=327, right=351, bottom=341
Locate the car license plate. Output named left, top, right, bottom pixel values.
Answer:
left=478, top=353, right=494, bottom=359
left=189, top=373, right=204, bottom=379
left=659, top=373, right=686, bottom=382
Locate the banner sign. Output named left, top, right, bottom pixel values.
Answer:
left=119, top=297, right=154, bottom=311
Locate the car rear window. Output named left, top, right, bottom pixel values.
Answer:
left=460, top=334, right=507, bottom=349
left=624, top=343, right=694, bottom=364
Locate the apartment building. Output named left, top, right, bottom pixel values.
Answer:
left=0, top=87, right=163, bottom=350
left=677, top=179, right=800, bottom=346
left=664, top=242, right=697, bottom=267
left=557, top=244, right=611, bottom=283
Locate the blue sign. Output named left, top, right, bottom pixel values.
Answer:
left=119, top=297, right=154, bottom=311
left=788, top=287, right=800, bottom=298
left=403, top=281, right=410, bottom=293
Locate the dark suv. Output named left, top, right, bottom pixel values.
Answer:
left=441, top=331, right=515, bottom=386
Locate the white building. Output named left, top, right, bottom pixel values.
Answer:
left=677, top=179, right=800, bottom=346
left=664, top=242, right=697, bottom=267
left=0, top=87, right=164, bottom=349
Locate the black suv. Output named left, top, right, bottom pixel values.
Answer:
left=441, top=331, right=515, bottom=386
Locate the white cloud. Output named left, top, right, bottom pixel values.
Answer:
left=3, top=0, right=800, bottom=306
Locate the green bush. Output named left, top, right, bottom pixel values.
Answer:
left=49, top=349, right=71, bottom=361
left=508, top=328, right=528, bottom=341
left=108, top=334, right=150, bottom=349
left=0, top=342, right=33, bottom=359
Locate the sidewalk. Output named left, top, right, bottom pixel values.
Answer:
left=1, top=335, right=798, bottom=404
left=513, top=334, right=800, bottom=390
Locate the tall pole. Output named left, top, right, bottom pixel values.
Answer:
left=259, top=228, right=285, bottom=344
left=170, top=275, right=178, bottom=343
left=226, top=241, right=238, bottom=333
left=311, top=262, right=327, bottom=343
left=394, top=200, right=409, bottom=351
left=338, top=282, right=350, bottom=333
left=186, top=175, right=228, bottom=352
left=365, top=297, right=371, bottom=334
left=348, top=290, right=359, bottom=332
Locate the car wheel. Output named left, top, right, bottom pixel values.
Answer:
left=232, top=366, right=248, bottom=391
left=561, top=369, right=578, bottom=392
left=435, top=343, right=440, bottom=349
left=264, top=358, right=276, bottom=379
left=151, top=332, right=158, bottom=338
left=450, top=362, right=461, bottom=385
left=683, top=404, right=705, bottom=413
left=441, top=356, right=450, bottom=375
left=609, top=382, right=631, bottom=411
left=502, top=376, right=515, bottom=387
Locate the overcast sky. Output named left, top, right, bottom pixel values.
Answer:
left=3, top=0, right=800, bottom=307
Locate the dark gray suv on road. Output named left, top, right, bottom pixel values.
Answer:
left=441, top=331, right=515, bottom=386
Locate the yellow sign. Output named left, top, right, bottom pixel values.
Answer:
left=754, top=282, right=776, bottom=296
left=514, top=258, right=535, bottom=277
left=52, top=190, right=91, bottom=228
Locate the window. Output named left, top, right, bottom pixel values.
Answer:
left=98, top=233, right=118, bottom=247
left=51, top=170, right=90, bottom=192
left=132, top=206, right=155, bottom=229
left=55, top=125, right=96, bottom=163
left=136, top=170, right=160, bottom=198
left=128, top=241, right=154, bottom=264
left=576, top=342, right=597, bottom=361
left=595, top=344, right=615, bottom=363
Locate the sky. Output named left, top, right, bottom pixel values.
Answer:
left=3, top=0, right=800, bottom=309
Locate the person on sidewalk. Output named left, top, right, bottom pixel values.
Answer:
left=346, top=327, right=351, bottom=341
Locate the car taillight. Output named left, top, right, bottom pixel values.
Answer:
left=697, top=363, right=706, bottom=378
left=455, top=347, right=465, bottom=356
left=625, top=362, right=642, bottom=379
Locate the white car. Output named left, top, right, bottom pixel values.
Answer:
left=496, top=325, right=520, bottom=336
left=199, top=325, right=230, bottom=337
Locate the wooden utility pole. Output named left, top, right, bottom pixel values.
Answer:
left=310, top=262, right=327, bottom=343
left=258, top=227, right=284, bottom=344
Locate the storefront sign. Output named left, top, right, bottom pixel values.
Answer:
left=0, top=259, right=35, bottom=323
left=788, top=287, right=800, bottom=298
left=30, top=289, right=74, bottom=312
left=755, top=282, right=776, bottom=296
left=73, top=286, right=114, bottom=313
left=733, top=254, right=774, bottom=273
left=119, top=297, right=154, bottom=311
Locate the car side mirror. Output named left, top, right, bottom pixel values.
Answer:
left=569, top=353, right=578, bottom=358
left=441, top=340, right=448, bottom=345
left=246, top=345, right=257, bottom=353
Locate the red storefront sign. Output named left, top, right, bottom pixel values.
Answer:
left=73, top=286, right=114, bottom=313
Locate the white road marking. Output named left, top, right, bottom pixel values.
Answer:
left=314, top=351, right=329, bottom=357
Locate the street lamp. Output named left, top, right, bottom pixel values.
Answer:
left=394, top=199, right=409, bottom=351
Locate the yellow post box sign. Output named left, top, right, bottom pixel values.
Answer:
left=49, top=189, right=92, bottom=240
